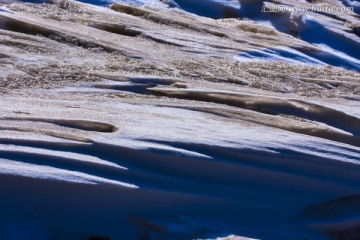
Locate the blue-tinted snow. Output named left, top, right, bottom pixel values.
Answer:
left=235, top=47, right=326, bottom=66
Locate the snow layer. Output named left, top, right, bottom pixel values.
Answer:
left=88, top=0, right=360, bottom=72
left=1, top=87, right=360, bottom=240
left=0, top=0, right=360, bottom=240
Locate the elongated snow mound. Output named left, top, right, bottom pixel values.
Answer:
left=0, top=0, right=360, bottom=240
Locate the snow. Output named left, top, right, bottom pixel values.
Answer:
left=0, top=0, right=360, bottom=239
left=0, top=86, right=359, bottom=239
left=88, top=0, right=360, bottom=72
left=235, top=46, right=325, bottom=66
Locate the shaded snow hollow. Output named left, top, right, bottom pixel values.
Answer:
left=0, top=0, right=360, bottom=240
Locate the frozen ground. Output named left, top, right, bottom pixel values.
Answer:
left=0, top=0, right=360, bottom=240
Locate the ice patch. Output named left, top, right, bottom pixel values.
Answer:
left=340, top=0, right=360, bottom=14
left=110, top=0, right=167, bottom=8
left=299, top=16, right=360, bottom=71
left=235, top=47, right=325, bottom=66
left=0, top=7, right=13, bottom=15
left=306, top=43, right=360, bottom=73
left=105, top=0, right=241, bottom=18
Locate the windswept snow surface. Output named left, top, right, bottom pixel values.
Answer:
left=92, top=0, right=360, bottom=72
left=235, top=47, right=326, bottom=66
left=2, top=86, right=360, bottom=240
left=0, top=0, right=360, bottom=240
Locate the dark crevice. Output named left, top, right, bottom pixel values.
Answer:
left=0, top=16, right=118, bottom=53
left=208, top=44, right=240, bottom=51
left=0, top=53, right=10, bottom=58
left=4, top=117, right=117, bottom=133
left=95, top=83, right=154, bottom=95
left=93, top=77, right=178, bottom=95
left=2, top=17, right=55, bottom=37
left=181, top=49, right=207, bottom=54
left=141, top=34, right=184, bottom=47
left=110, top=4, right=229, bottom=39
left=47, top=34, right=117, bottom=53
left=89, top=23, right=142, bottom=37
left=87, top=22, right=183, bottom=47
